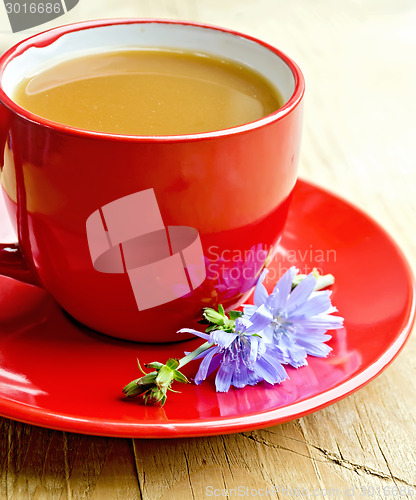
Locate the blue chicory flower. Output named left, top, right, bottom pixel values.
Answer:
left=243, top=267, right=344, bottom=368
left=125, top=266, right=344, bottom=403
left=179, top=305, right=288, bottom=392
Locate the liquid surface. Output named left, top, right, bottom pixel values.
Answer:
left=13, top=49, right=283, bottom=136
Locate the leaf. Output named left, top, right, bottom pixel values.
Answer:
left=155, top=365, right=174, bottom=388
left=218, top=304, right=226, bottom=316
left=203, top=307, right=225, bottom=325
left=137, top=358, right=147, bottom=375
left=229, top=310, right=243, bottom=320
left=166, top=358, right=180, bottom=370
left=167, top=386, right=181, bottom=393
left=136, top=372, right=157, bottom=385
left=205, top=324, right=219, bottom=333
left=122, top=380, right=148, bottom=398
left=173, top=370, right=189, bottom=384
left=145, top=361, right=164, bottom=370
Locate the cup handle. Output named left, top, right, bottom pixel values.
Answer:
left=0, top=104, right=39, bottom=287
left=0, top=242, right=39, bottom=285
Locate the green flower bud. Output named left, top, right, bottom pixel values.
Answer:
left=144, top=386, right=167, bottom=406
left=122, top=379, right=153, bottom=398
left=123, top=357, right=189, bottom=406
left=156, top=365, right=175, bottom=389
left=203, top=307, right=226, bottom=325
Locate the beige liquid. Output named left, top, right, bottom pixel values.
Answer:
left=13, top=49, right=284, bottom=136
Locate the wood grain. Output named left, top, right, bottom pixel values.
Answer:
left=1, top=1, right=415, bottom=498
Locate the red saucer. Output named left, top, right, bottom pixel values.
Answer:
left=0, top=180, right=414, bottom=438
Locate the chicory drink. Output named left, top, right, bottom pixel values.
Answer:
left=13, top=49, right=283, bottom=135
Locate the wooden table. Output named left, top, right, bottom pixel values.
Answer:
left=1, top=1, right=416, bottom=497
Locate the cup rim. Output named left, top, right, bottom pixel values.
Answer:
left=0, top=18, right=305, bottom=143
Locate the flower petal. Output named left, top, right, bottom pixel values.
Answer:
left=235, top=316, right=252, bottom=331
left=245, top=368, right=263, bottom=386
left=297, top=335, right=332, bottom=358
left=293, top=314, right=344, bottom=330
left=210, top=329, right=237, bottom=349
left=259, top=325, right=275, bottom=344
left=194, top=346, right=220, bottom=384
left=253, top=268, right=269, bottom=306
left=286, top=274, right=316, bottom=313
left=243, top=304, right=258, bottom=318
left=272, top=267, right=298, bottom=310
left=188, top=349, right=211, bottom=361
left=244, top=304, right=274, bottom=333
left=230, top=362, right=250, bottom=389
left=297, top=338, right=333, bottom=357
left=264, top=344, right=289, bottom=364
left=255, top=355, right=288, bottom=384
left=284, top=343, right=308, bottom=368
left=292, top=292, right=332, bottom=317
left=249, top=336, right=260, bottom=364
left=215, top=362, right=235, bottom=392
left=178, top=328, right=211, bottom=341
left=206, top=354, right=222, bottom=377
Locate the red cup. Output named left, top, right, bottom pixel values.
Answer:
left=0, top=19, right=304, bottom=342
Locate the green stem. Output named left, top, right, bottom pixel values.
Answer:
left=178, top=341, right=213, bottom=369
